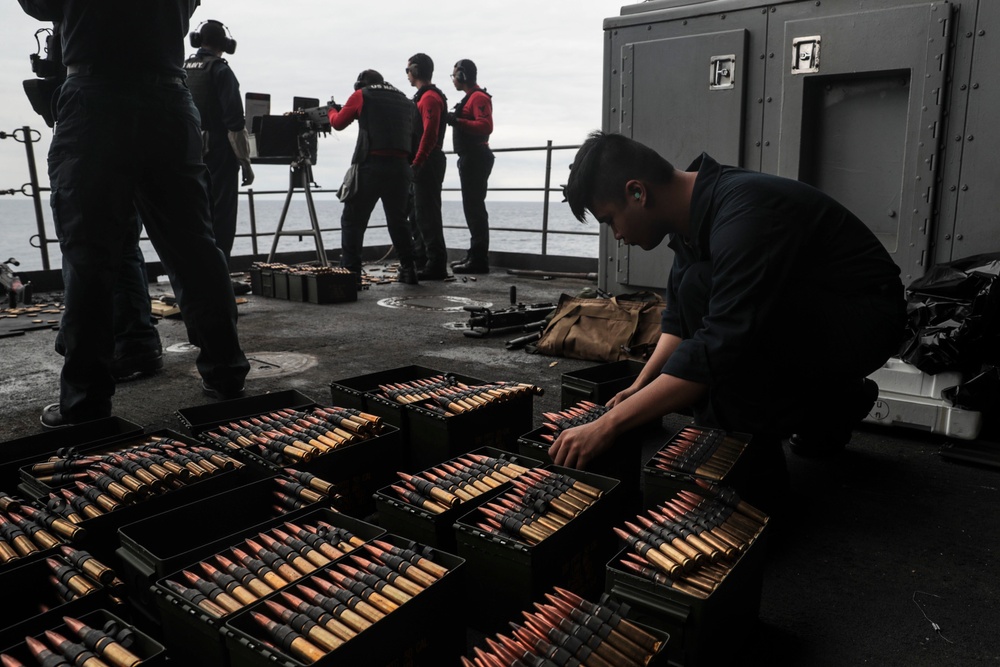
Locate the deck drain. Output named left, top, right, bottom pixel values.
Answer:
left=377, top=295, right=492, bottom=312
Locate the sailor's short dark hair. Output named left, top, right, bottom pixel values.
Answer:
left=355, top=69, right=384, bottom=89
left=565, top=131, right=675, bottom=222
left=408, top=53, right=434, bottom=80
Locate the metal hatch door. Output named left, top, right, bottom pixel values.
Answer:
left=617, top=29, right=748, bottom=288
left=775, top=3, right=951, bottom=284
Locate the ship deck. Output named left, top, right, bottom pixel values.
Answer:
left=0, top=261, right=996, bottom=666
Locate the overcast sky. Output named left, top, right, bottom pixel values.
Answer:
left=1, top=1, right=638, bottom=198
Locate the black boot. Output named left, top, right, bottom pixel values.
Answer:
left=418, top=264, right=450, bottom=281
left=397, top=262, right=419, bottom=285
left=452, top=260, right=489, bottom=275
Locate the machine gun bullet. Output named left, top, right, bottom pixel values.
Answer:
left=62, top=616, right=143, bottom=667
left=41, top=629, right=107, bottom=667
left=249, top=611, right=325, bottom=664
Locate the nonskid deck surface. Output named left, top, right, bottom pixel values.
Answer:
left=0, top=265, right=602, bottom=436
left=0, top=264, right=996, bottom=666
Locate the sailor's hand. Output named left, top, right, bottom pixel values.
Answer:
left=240, top=161, right=255, bottom=186
left=444, top=112, right=456, bottom=126
left=607, top=380, right=643, bottom=408
left=548, top=419, right=613, bottom=470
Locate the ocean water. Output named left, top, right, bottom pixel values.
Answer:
left=0, top=197, right=599, bottom=271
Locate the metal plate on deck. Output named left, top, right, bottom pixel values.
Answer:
left=244, top=352, right=318, bottom=378
left=376, top=296, right=492, bottom=312
left=187, top=351, right=317, bottom=379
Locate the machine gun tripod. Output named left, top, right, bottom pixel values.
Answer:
left=265, top=143, right=329, bottom=267
left=255, top=103, right=333, bottom=267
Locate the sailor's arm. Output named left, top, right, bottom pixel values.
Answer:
left=549, top=372, right=707, bottom=469
left=327, top=89, right=363, bottom=131
left=18, top=0, right=62, bottom=21
left=227, top=129, right=254, bottom=186
left=607, top=332, right=682, bottom=407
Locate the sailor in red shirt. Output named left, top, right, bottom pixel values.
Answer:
left=446, top=59, right=494, bottom=274
left=327, top=70, right=420, bottom=284
left=405, top=53, right=450, bottom=280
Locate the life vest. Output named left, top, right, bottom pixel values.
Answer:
left=183, top=52, right=226, bottom=136
left=452, top=87, right=492, bottom=154
left=358, top=84, right=415, bottom=157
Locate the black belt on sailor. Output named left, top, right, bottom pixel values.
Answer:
left=66, top=64, right=184, bottom=86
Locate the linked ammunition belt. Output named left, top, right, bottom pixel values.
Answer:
left=472, top=468, right=603, bottom=547
left=378, top=375, right=543, bottom=416
left=613, top=483, right=768, bottom=600
left=26, top=436, right=245, bottom=523
left=649, top=426, right=750, bottom=481
left=387, top=452, right=530, bottom=515
left=161, top=517, right=369, bottom=621
left=204, top=406, right=385, bottom=466
left=466, top=586, right=665, bottom=667
left=234, top=538, right=451, bottom=663
left=13, top=611, right=145, bottom=667
left=537, top=400, right=610, bottom=443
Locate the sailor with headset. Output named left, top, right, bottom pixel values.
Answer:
left=184, top=19, right=254, bottom=267
left=446, top=59, right=494, bottom=275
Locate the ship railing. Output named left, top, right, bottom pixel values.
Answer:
left=3, top=126, right=589, bottom=271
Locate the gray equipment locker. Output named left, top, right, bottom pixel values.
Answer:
left=601, top=0, right=999, bottom=293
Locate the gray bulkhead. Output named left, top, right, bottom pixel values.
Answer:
left=600, top=0, right=999, bottom=292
